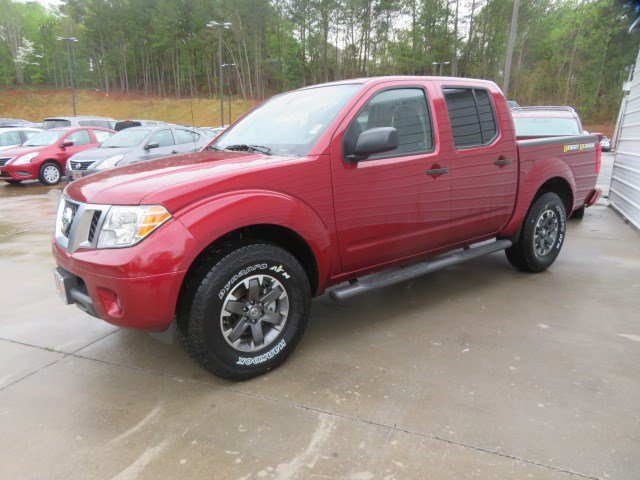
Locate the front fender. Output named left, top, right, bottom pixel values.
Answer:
left=499, top=154, right=576, bottom=238
left=175, top=189, right=334, bottom=293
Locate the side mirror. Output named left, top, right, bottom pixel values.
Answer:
left=145, top=142, right=160, bottom=150
left=60, top=141, right=74, bottom=148
left=348, top=127, right=399, bottom=162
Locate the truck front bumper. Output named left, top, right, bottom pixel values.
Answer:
left=52, top=219, right=200, bottom=331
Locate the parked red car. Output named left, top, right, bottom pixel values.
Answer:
left=0, top=126, right=114, bottom=185
left=53, top=77, right=600, bottom=380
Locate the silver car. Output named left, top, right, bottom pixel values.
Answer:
left=0, top=127, right=42, bottom=151
left=67, top=125, right=209, bottom=180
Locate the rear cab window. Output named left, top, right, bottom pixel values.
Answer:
left=343, top=87, right=434, bottom=160
left=443, top=87, right=498, bottom=148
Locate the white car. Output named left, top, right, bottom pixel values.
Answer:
left=0, top=127, right=42, bottom=151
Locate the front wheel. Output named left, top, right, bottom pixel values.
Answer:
left=505, top=192, right=567, bottom=273
left=39, top=162, right=62, bottom=185
left=179, top=242, right=311, bottom=380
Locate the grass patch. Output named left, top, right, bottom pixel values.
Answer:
left=0, top=89, right=258, bottom=127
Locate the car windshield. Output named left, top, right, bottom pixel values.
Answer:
left=23, top=130, right=65, bottom=146
left=214, top=84, right=361, bottom=156
left=43, top=119, right=71, bottom=129
left=513, top=117, right=581, bottom=136
left=100, top=129, right=151, bottom=148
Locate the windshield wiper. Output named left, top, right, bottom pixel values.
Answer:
left=206, top=145, right=223, bottom=151
left=223, top=144, right=272, bottom=155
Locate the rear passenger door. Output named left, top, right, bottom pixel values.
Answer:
left=442, top=86, right=517, bottom=243
left=145, top=129, right=177, bottom=160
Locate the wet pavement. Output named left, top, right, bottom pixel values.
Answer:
left=0, top=178, right=638, bottom=480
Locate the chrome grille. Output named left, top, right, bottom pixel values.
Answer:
left=61, top=200, right=80, bottom=238
left=0, top=157, right=12, bottom=167
left=55, top=197, right=108, bottom=253
left=87, top=211, right=101, bottom=242
left=71, top=161, right=93, bottom=171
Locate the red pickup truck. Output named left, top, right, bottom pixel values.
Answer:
left=52, top=77, right=600, bottom=380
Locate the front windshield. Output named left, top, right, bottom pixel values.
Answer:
left=100, top=129, right=151, bottom=148
left=23, top=130, right=64, bottom=147
left=214, top=84, right=361, bottom=156
left=513, top=117, right=581, bottom=136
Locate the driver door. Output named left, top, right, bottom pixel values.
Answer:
left=331, top=83, right=452, bottom=274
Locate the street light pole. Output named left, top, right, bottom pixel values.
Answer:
left=206, top=20, right=231, bottom=127
left=503, top=0, right=521, bottom=95
left=221, top=63, right=235, bottom=125
left=57, top=36, right=78, bottom=116
left=432, top=61, right=451, bottom=76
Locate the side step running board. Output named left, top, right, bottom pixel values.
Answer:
left=329, top=239, right=512, bottom=301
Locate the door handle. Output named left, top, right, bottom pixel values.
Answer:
left=426, top=167, right=448, bottom=177
left=494, top=158, right=512, bottom=166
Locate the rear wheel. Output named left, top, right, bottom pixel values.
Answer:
left=505, top=192, right=567, bottom=273
left=39, top=162, right=62, bottom=186
left=179, top=242, right=311, bottom=380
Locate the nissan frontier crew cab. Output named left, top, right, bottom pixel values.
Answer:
left=52, top=76, right=601, bottom=380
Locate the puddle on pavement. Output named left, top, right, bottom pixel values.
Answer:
left=0, top=183, right=65, bottom=236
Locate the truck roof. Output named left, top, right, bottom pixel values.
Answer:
left=301, top=76, right=499, bottom=90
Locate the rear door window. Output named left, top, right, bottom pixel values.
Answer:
left=93, top=130, right=112, bottom=143
left=149, top=129, right=175, bottom=147
left=174, top=129, right=201, bottom=144
left=443, top=87, right=498, bottom=148
left=0, top=130, right=22, bottom=146
left=66, top=130, right=92, bottom=146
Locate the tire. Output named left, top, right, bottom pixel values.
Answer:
left=3, top=180, right=22, bottom=185
left=38, top=161, right=62, bottom=186
left=570, top=206, right=585, bottom=220
left=179, top=242, right=311, bottom=380
left=505, top=192, right=567, bottom=273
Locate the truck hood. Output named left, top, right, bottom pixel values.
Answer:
left=65, top=150, right=285, bottom=210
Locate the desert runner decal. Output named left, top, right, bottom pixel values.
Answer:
left=237, top=339, right=287, bottom=365
left=563, top=142, right=596, bottom=153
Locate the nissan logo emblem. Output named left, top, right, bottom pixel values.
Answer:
left=75, top=163, right=81, bottom=169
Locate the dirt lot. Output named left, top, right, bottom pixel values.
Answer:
left=0, top=158, right=638, bottom=479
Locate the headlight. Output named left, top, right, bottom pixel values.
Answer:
left=94, top=154, right=124, bottom=170
left=97, top=205, right=171, bottom=248
left=12, top=152, right=39, bottom=165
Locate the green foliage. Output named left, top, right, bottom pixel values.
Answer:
left=0, top=0, right=636, bottom=123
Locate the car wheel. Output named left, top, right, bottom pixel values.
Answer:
left=179, top=242, right=311, bottom=380
left=570, top=206, right=585, bottom=220
left=39, top=162, right=62, bottom=185
left=505, top=192, right=567, bottom=273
